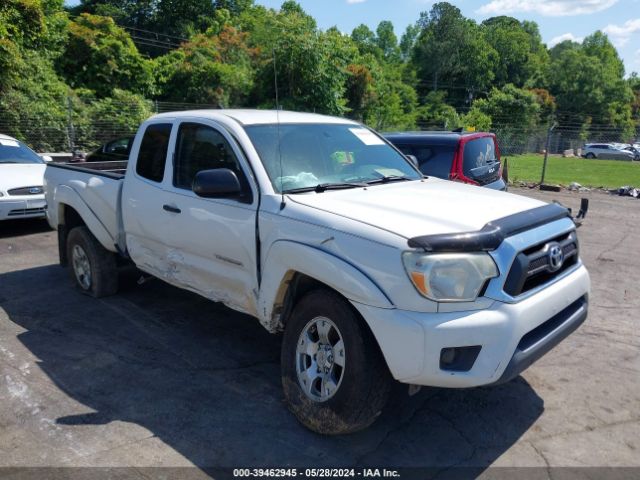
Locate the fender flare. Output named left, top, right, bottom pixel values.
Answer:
left=258, top=240, right=394, bottom=332
left=54, top=184, right=116, bottom=252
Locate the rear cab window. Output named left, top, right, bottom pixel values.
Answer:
left=136, top=123, right=172, bottom=182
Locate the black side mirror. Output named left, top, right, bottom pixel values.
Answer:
left=406, top=154, right=419, bottom=168
left=193, top=168, right=241, bottom=198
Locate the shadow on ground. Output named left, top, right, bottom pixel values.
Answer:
left=0, top=219, right=50, bottom=239
left=1, top=260, right=544, bottom=471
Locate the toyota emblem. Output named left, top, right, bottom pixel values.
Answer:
left=547, top=243, right=564, bottom=272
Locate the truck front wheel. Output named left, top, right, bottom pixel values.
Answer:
left=66, top=226, right=118, bottom=297
left=281, top=289, right=391, bottom=434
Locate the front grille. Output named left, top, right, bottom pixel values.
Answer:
left=8, top=207, right=47, bottom=217
left=504, top=231, right=579, bottom=297
left=8, top=186, right=44, bottom=196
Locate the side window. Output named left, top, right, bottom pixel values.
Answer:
left=413, top=145, right=455, bottom=179
left=174, top=122, right=243, bottom=190
left=136, top=124, right=172, bottom=182
left=395, top=145, right=414, bottom=157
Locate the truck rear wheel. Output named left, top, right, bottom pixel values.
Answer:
left=66, top=226, right=118, bottom=298
left=281, top=289, right=391, bottom=434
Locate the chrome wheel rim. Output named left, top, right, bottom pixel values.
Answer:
left=295, top=316, right=345, bottom=402
left=71, top=244, right=91, bottom=290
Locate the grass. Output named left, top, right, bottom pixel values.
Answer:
left=505, top=154, right=640, bottom=189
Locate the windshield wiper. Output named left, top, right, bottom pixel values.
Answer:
left=0, top=161, right=17, bottom=164
left=283, top=182, right=368, bottom=194
left=366, top=175, right=412, bottom=185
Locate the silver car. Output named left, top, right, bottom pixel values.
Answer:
left=583, top=143, right=637, bottom=160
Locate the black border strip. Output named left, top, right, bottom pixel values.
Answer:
left=47, top=162, right=126, bottom=180
left=407, top=203, right=571, bottom=252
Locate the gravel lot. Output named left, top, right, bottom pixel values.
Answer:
left=0, top=188, right=638, bottom=475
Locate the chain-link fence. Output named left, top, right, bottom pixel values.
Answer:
left=1, top=96, right=638, bottom=156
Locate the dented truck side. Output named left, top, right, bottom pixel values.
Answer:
left=45, top=110, right=590, bottom=434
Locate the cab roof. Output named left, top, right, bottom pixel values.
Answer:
left=151, top=109, right=361, bottom=126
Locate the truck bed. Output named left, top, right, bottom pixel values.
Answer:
left=44, top=161, right=127, bottom=253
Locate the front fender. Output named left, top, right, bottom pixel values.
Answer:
left=258, top=240, right=394, bottom=332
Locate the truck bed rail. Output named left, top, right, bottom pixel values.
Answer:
left=48, top=161, right=127, bottom=179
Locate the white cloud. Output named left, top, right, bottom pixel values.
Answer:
left=477, top=0, right=618, bottom=16
left=548, top=32, right=584, bottom=47
left=346, top=0, right=366, bottom=3
left=603, top=18, right=640, bottom=47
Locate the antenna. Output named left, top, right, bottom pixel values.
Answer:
left=273, top=48, right=285, bottom=210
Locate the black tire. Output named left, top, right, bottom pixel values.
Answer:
left=281, top=289, right=391, bottom=434
left=66, top=226, right=118, bottom=297
left=585, top=152, right=596, bottom=159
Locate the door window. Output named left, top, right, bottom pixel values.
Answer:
left=174, top=123, right=244, bottom=190
left=136, top=124, right=172, bottom=182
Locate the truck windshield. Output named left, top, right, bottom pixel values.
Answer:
left=0, top=139, right=44, bottom=164
left=244, top=124, right=422, bottom=193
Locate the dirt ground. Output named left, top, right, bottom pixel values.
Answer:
left=0, top=187, right=638, bottom=477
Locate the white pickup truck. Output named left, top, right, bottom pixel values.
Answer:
left=45, top=110, right=590, bottom=434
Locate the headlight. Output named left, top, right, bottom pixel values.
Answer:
left=402, top=252, right=498, bottom=302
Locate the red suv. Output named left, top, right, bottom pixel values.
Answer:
left=384, top=131, right=506, bottom=190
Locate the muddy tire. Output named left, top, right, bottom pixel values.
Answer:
left=66, top=226, right=118, bottom=297
left=281, top=289, right=391, bottom=434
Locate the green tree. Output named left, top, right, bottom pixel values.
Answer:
left=59, top=14, right=154, bottom=97
left=351, top=24, right=381, bottom=58
left=415, top=91, right=460, bottom=129
left=375, top=21, right=399, bottom=62
left=154, top=25, right=256, bottom=106
left=481, top=16, right=549, bottom=88
left=412, top=2, right=498, bottom=105
left=399, top=23, right=419, bottom=61
left=472, top=84, right=540, bottom=153
left=549, top=31, right=634, bottom=139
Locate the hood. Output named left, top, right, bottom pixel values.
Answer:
left=288, top=178, right=546, bottom=240
left=0, top=163, right=46, bottom=193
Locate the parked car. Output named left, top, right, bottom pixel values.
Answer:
left=623, top=145, right=640, bottom=160
left=85, top=136, right=133, bottom=162
left=582, top=143, right=636, bottom=160
left=384, top=131, right=506, bottom=190
left=45, top=110, right=589, bottom=434
left=0, top=134, right=47, bottom=221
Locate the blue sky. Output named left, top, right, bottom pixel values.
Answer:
left=65, top=0, right=640, bottom=74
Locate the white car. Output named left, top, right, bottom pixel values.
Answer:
left=0, top=134, right=47, bottom=221
left=44, top=110, right=590, bottom=434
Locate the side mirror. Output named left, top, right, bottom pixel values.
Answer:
left=41, top=155, right=53, bottom=163
left=406, top=154, right=419, bottom=169
left=193, top=168, right=241, bottom=198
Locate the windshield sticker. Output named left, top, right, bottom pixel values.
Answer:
left=0, top=139, right=20, bottom=147
left=349, top=128, right=385, bottom=146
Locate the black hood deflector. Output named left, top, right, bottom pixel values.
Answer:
left=407, top=203, right=571, bottom=252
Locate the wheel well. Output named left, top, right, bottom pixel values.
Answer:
left=57, top=205, right=86, bottom=266
left=276, top=273, right=332, bottom=329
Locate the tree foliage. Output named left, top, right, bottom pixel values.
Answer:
left=59, top=13, right=154, bottom=97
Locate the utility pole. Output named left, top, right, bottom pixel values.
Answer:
left=540, top=122, right=557, bottom=187
left=66, top=95, right=76, bottom=153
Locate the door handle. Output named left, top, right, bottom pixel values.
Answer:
left=162, top=204, right=181, bottom=214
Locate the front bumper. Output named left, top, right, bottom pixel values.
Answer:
left=352, top=263, right=590, bottom=388
left=0, top=197, right=47, bottom=220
